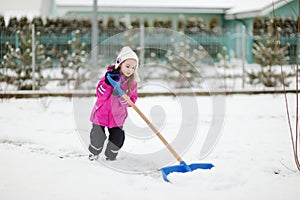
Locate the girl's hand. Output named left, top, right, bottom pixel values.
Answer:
left=105, top=69, right=119, bottom=86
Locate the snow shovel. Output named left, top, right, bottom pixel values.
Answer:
left=107, top=74, right=214, bottom=182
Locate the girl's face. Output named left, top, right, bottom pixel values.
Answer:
left=120, top=59, right=137, bottom=77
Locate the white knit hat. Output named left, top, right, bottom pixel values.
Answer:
left=115, top=46, right=139, bottom=69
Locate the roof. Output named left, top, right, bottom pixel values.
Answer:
left=0, top=0, right=293, bottom=21
left=0, top=0, right=52, bottom=24
left=56, top=0, right=234, bottom=9
left=0, top=0, right=41, bottom=20
left=56, top=0, right=291, bottom=18
left=56, top=0, right=233, bottom=14
left=225, top=0, right=294, bottom=19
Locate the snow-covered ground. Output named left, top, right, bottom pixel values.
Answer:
left=0, top=94, right=300, bottom=200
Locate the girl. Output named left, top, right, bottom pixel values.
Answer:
left=88, top=46, right=139, bottom=161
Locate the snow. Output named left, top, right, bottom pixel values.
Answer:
left=56, top=0, right=283, bottom=14
left=1, top=93, right=300, bottom=200
left=56, top=0, right=235, bottom=8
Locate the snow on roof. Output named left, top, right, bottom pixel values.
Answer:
left=56, top=0, right=287, bottom=15
left=225, top=0, right=294, bottom=19
left=0, top=0, right=42, bottom=25
left=226, top=0, right=292, bottom=14
left=56, top=0, right=234, bottom=9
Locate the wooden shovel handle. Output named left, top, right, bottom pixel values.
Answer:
left=122, top=94, right=183, bottom=163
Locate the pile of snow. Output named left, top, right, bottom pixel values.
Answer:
left=0, top=94, right=300, bottom=199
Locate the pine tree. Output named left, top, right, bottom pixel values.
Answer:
left=143, top=32, right=207, bottom=88
left=248, top=20, right=291, bottom=87
left=165, top=37, right=207, bottom=88
left=2, top=28, right=51, bottom=90
left=56, top=30, right=89, bottom=89
left=216, top=46, right=237, bottom=90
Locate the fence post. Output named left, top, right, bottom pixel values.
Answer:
left=247, top=34, right=253, bottom=64
left=31, top=24, right=36, bottom=90
left=242, top=25, right=246, bottom=88
left=139, top=21, right=145, bottom=67
left=91, top=0, right=99, bottom=68
left=226, top=32, right=232, bottom=58
left=15, top=32, right=19, bottom=49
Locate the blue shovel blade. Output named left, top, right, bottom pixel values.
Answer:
left=160, top=161, right=214, bottom=182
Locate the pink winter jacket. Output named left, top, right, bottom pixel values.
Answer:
left=90, top=66, right=138, bottom=128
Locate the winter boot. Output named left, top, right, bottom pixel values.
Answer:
left=104, top=141, right=119, bottom=161
left=105, top=157, right=116, bottom=161
left=88, top=154, right=99, bottom=161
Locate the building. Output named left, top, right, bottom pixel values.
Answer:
left=52, top=0, right=299, bottom=63
left=49, top=0, right=298, bottom=32
left=0, top=0, right=298, bottom=63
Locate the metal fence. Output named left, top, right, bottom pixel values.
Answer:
left=0, top=29, right=299, bottom=66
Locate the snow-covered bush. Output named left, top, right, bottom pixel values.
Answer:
left=141, top=32, right=208, bottom=89
left=1, top=29, right=52, bottom=90
left=248, top=21, right=292, bottom=87
left=216, top=46, right=238, bottom=89
left=55, top=30, right=90, bottom=89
